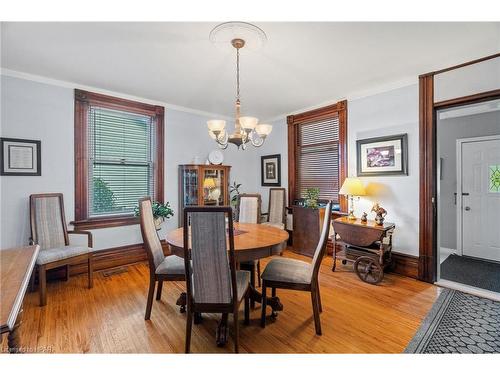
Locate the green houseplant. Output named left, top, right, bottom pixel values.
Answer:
left=229, top=181, right=242, bottom=220
left=134, top=201, right=174, bottom=230
left=304, top=187, right=320, bottom=209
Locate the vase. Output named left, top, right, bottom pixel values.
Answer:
left=154, top=217, right=164, bottom=231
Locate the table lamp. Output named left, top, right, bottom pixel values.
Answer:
left=339, top=177, right=366, bottom=220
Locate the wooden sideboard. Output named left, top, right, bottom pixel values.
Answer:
left=0, top=245, right=39, bottom=353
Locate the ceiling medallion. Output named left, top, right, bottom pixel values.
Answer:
left=207, top=22, right=271, bottom=150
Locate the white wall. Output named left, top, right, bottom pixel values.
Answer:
left=0, top=74, right=288, bottom=249
left=437, top=110, right=500, bottom=250
left=348, top=84, right=420, bottom=256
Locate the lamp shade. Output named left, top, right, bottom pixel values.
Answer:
left=207, top=120, right=226, bottom=132
left=239, top=116, right=259, bottom=130
left=203, top=178, right=217, bottom=189
left=339, top=178, right=366, bottom=196
left=255, top=123, right=272, bottom=136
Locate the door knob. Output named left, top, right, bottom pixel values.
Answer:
left=465, top=206, right=471, bottom=211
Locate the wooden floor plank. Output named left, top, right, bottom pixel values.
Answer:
left=1, top=251, right=439, bottom=353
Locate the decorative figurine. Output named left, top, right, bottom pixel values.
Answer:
left=361, top=212, right=368, bottom=222
left=371, top=203, right=387, bottom=225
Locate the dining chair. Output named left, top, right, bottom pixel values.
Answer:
left=183, top=206, right=250, bottom=353
left=138, top=197, right=186, bottom=320
left=260, top=200, right=333, bottom=335
left=261, top=188, right=286, bottom=230
left=29, top=193, right=93, bottom=306
left=236, top=193, right=262, bottom=290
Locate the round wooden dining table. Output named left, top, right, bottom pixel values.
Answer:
left=165, top=222, right=289, bottom=346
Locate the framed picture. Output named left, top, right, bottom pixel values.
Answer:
left=356, top=134, right=408, bottom=176
left=261, top=154, right=281, bottom=186
left=0, top=137, right=41, bottom=176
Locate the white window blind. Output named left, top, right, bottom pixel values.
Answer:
left=295, top=115, right=340, bottom=202
left=88, top=106, right=156, bottom=217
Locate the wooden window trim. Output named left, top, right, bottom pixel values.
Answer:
left=72, top=89, right=164, bottom=230
left=287, top=100, right=348, bottom=212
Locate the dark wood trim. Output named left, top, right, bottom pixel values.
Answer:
left=418, top=74, right=436, bottom=283
left=420, top=52, right=500, bottom=77
left=434, top=89, right=500, bottom=109
left=74, top=89, right=165, bottom=230
left=287, top=100, right=348, bottom=209
left=391, top=252, right=419, bottom=279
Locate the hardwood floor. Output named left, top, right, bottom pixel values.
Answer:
left=1, top=250, right=439, bottom=353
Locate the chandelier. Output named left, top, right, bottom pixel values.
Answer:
left=207, top=22, right=272, bottom=150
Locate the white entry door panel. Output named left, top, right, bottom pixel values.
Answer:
left=461, top=138, right=500, bottom=261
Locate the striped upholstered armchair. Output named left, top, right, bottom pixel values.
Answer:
left=29, top=193, right=93, bottom=306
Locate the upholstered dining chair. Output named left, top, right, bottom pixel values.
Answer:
left=236, top=193, right=263, bottom=290
left=183, top=206, right=250, bottom=353
left=29, top=193, right=93, bottom=306
left=261, top=188, right=286, bottom=230
left=139, top=197, right=186, bottom=320
left=260, top=200, right=333, bottom=335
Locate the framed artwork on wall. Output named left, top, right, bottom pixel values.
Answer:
left=261, top=154, right=281, bottom=186
left=0, top=137, right=41, bottom=176
left=356, top=134, right=408, bottom=176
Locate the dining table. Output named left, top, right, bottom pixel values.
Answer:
left=166, top=222, right=289, bottom=346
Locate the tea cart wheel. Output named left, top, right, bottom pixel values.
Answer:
left=354, top=256, right=384, bottom=284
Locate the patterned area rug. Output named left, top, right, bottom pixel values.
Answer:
left=405, top=289, right=500, bottom=353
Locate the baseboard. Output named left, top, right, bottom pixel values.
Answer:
left=46, top=241, right=169, bottom=280
left=391, top=251, right=419, bottom=279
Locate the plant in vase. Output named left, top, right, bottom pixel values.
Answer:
left=134, top=201, right=174, bottom=230
left=304, top=187, right=320, bottom=209
left=229, top=181, right=242, bottom=220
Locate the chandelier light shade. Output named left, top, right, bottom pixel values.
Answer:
left=207, top=22, right=272, bottom=150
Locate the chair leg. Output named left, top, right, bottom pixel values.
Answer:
left=185, top=307, right=193, bottom=353
left=260, top=281, right=267, bottom=328
left=65, top=265, right=70, bottom=281
left=250, top=264, right=256, bottom=309
left=39, top=265, right=47, bottom=307
left=156, top=280, right=163, bottom=301
left=244, top=292, right=250, bottom=325
left=257, top=260, right=261, bottom=287
left=233, top=307, right=239, bottom=353
left=29, top=269, right=36, bottom=292
left=272, top=287, right=276, bottom=298
left=88, top=256, right=93, bottom=289
left=144, top=278, right=156, bottom=320
left=316, top=284, right=322, bottom=313
left=311, top=288, right=322, bottom=335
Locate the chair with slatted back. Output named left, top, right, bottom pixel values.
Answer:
left=30, top=193, right=93, bottom=306
left=236, top=194, right=263, bottom=291
left=261, top=201, right=333, bottom=335
left=261, top=188, right=286, bottom=230
left=183, top=206, right=250, bottom=353
left=139, top=197, right=186, bottom=320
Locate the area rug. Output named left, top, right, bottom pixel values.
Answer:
left=405, top=289, right=500, bottom=353
left=441, top=254, right=500, bottom=293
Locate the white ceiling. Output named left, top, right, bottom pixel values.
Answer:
left=1, top=22, right=499, bottom=121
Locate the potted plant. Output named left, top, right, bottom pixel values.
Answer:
left=229, top=181, right=242, bottom=220
left=304, top=187, right=320, bottom=209
left=134, top=201, right=174, bottom=231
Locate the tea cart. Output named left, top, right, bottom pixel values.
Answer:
left=332, top=217, right=395, bottom=284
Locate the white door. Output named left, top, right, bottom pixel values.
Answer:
left=460, top=137, right=500, bottom=261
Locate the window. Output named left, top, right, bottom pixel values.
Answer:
left=73, top=90, right=164, bottom=229
left=287, top=101, right=347, bottom=210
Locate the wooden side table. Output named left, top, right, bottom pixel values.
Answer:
left=1, top=245, right=39, bottom=353
left=332, top=217, right=395, bottom=284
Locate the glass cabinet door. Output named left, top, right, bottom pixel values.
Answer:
left=182, top=167, right=199, bottom=206
left=202, top=168, right=225, bottom=206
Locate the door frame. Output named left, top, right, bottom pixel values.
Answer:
left=419, top=52, right=500, bottom=283
left=456, top=135, right=500, bottom=258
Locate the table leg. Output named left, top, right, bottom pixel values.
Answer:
left=249, top=286, right=283, bottom=312
left=176, top=292, right=186, bottom=313
left=7, top=309, right=23, bottom=354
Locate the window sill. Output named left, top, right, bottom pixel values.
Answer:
left=70, top=215, right=139, bottom=230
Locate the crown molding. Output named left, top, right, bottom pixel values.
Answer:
left=263, top=75, right=418, bottom=123
left=0, top=68, right=233, bottom=121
